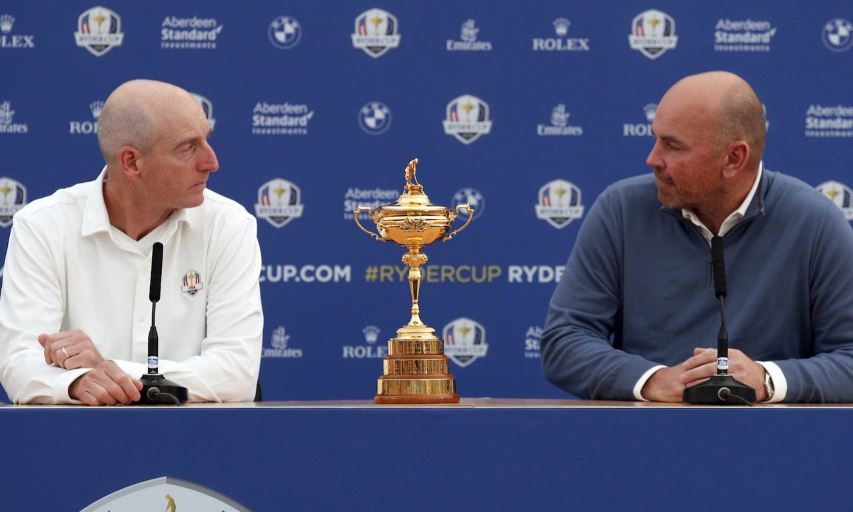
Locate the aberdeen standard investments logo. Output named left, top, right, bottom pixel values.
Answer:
left=352, top=8, right=400, bottom=58
left=75, top=6, right=124, bottom=57
left=251, top=101, right=313, bottom=135
left=817, top=181, right=853, bottom=220
left=535, top=179, right=584, bottom=229
left=443, top=95, right=492, bottom=144
left=714, top=18, right=776, bottom=52
left=255, top=178, right=304, bottom=228
left=629, top=9, right=677, bottom=59
left=161, top=16, right=223, bottom=50
left=804, top=104, right=853, bottom=138
left=443, top=317, right=488, bottom=368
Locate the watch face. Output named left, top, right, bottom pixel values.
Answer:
left=764, top=372, right=775, bottom=399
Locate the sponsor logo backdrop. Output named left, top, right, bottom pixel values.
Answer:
left=0, top=0, right=851, bottom=401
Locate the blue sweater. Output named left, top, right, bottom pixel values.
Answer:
left=541, top=170, right=853, bottom=402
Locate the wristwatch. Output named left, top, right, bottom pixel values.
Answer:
left=763, top=370, right=775, bottom=402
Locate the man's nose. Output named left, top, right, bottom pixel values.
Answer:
left=646, top=140, right=662, bottom=169
left=200, top=141, right=219, bottom=173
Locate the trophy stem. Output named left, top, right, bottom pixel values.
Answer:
left=403, top=249, right=428, bottom=327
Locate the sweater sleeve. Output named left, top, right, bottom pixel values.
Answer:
left=774, top=204, right=853, bottom=402
left=541, top=190, right=660, bottom=399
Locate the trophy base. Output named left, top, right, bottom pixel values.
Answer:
left=375, top=375, right=459, bottom=404
left=374, top=324, right=459, bottom=404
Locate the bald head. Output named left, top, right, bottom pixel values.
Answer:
left=664, top=71, right=766, bottom=167
left=97, top=79, right=200, bottom=164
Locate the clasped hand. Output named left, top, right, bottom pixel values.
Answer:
left=38, top=329, right=142, bottom=405
left=641, top=347, right=767, bottom=402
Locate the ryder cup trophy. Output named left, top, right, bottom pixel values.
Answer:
left=354, top=158, right=474, bottom=404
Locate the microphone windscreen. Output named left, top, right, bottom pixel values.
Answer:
left=149, top=242, right=163, bottom=302
left=711, top=236, right=727, bottom=298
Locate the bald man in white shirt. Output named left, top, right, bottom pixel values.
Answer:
left=0, top=80, right=263, bottom=405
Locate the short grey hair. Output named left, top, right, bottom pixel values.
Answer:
left=96, top=95, right=158, bottom=163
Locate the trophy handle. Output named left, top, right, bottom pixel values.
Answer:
left=443, top=204, right=474, bottom=241
left=354, top=207, right=384, bottom=240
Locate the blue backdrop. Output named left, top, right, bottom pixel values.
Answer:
left=0, top=1, right=851, bottom=402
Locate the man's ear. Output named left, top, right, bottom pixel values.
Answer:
left=117, top=145, right=143, bottom=180
left=722, top=141, right=749, bottom=179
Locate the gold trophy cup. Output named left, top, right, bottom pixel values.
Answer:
left=354, top=158, right=474, bottom=404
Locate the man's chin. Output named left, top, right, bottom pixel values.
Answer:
left=656, top=190, right=680, bottom=209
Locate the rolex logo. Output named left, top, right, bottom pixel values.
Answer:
left=553, top=17, right=570, bottom=37
left=89, top=101, right=104, bottom=119
left=0, top=14, right=14, bottom=34
left=363, top=325, right=381, bottom=344
left=644, top=103, right=658, bottom=122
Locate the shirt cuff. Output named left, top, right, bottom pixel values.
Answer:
left=756, top=361, right=786, bottom=403
left=53, top=368, right=90, bottom=404
left=633, top=365, right=666, bottom=401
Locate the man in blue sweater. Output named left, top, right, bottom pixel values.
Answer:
left=541, top=71, right=853, bottom=403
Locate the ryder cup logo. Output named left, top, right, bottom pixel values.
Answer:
left=443, top=317, right=488, bottom=368
left=75, top=6, right=124, bottom=57
left=629, top=9, right=677, bottom=59
left=358, top=101, right=392, bottom=135
left=255, top=178, right=304, bottom=228
left=443, top=95, right=492, bottom=145
left=269, top=16, right=301, bottom=49
left=352, top=8, right=400, bottom=58
left=535, top=179, right=584, bottom=229
left=191, top=93, right=216, bottom=130
left=0, top=177, right=26, bottom=227
left=180, top=270, right=203, bottom=296
left=451, top=188, right=485, bottom=221
left=817, top=181, right=853, bottom=220
left=823, top=18, right=853, bottom=52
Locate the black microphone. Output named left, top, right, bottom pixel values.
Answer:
left=137, top=242, right=188, bottom=405
left=683, top=236, right=756, bottom=405
left=711, top=236, right=729, bottom=371
left=149, top=241, right=163, bottom=302
left=147, top=242, right=163, bottom=375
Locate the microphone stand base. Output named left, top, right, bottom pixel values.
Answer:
left=137, top=374, right=188, bottom=405
left=683, top=375, right=756, bottom=405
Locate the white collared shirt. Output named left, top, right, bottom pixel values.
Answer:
left=0, top=169, right=263, bottom=404
left=634, top=163, right=787, bottom=402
